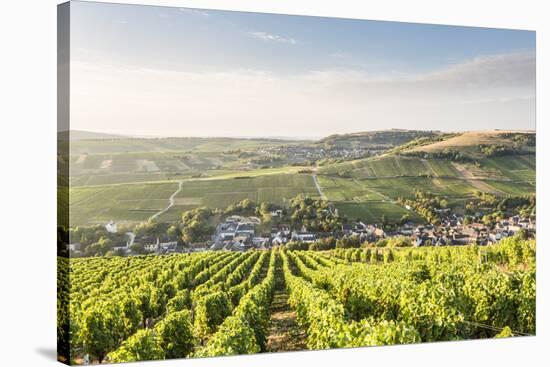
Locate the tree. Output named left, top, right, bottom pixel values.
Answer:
left=336, top=235, right=361, bottom=249
left=167, top=225, right=180, bottom=240
left=387, top=236, right=413, bottom=248
left=85, top=237, right=113, bottom=257
left=309, top=236, right=336, bottom=251
left=181, top=208, right=214, bottom=244
left=130, top=242, right=146, bottom=255
left=257, top=202, right=272, bottom=225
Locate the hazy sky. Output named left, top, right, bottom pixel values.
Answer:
left=70, top=1, right=536, bottom=138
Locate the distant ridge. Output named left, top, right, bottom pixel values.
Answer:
left=67, top=130, right=131, bottom=140
left=407, top=130, right=536, bottom=155
left=316, top=129, right=443, bottom=148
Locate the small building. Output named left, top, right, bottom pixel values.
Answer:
left=236, top=223, right=255, bottom=235
left=67, top=243, right=82, bottom=252
left=272, top=232, right=288, bottom=246
left=292, top=231, right=317, bottom=243
left=278, top=223, right=291, bottom=235
left=341, top=223, right=353, bottom=233
left=252, top=236, right=270, bottom=248
left=105, top=221, right=117, bottom=233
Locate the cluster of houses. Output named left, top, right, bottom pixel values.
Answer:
left=142, top=238, right=178, bottom=254
left=68, top=212, right=535, bottom=256
left=264, top=145, right=370, bottom=162
left=211, top=215, right=270, bottom=251
left=386, top=214, right=535, bottom=246
left=209, top=212, right=535, bottom=251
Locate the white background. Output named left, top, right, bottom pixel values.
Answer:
left=0, top=0, right=547, bottom=365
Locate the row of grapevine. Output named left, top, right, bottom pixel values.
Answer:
left=195, top=250, right=278, bottom=357
left=289, top=237, right=535, bottom=340
left=281, top=250, right=420, bottom=349
left=192, top=252, right=266, bottom=342
left=101, top=250, right=272, bottom=363
left=328, top=236, right=535, bottom=270
left=59, top=235, right=536, bottom=364
left=108, top=310, right=195, bottom=363
left=64, top=252, right=241, bottom=363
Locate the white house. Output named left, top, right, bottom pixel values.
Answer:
left=105, top=221, right=117, bottom=233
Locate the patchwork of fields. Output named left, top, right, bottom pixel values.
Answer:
left=316, top=154, right=535, bottom=221
left=156, top=174, right=319, bottom=222
left=69, top=151, right=246, bottom=186
left=319, top=156, right=466, bottom=178
left=69, top=154, right=536, bottom=225
left=66, top=132, right=535, bottom=226
left=69, top=182, right=180, bottom=225
left=319, top=154, right=536, bottom=182
left=69, top=137, right=302, bottom=155
left=69, top=174, right=319, bottom=225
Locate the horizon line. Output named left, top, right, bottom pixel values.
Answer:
left=62, top=128, right=536, bottom=141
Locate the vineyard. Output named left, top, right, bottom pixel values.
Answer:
left=58, top=235, right=535, bottom=364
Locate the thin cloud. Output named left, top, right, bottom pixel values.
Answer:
left=249, top=31, right=298, bottom=45
left=70, top=51, right=535, bottom=137
left=330, top=52, right=352, bottom=59
left=418, top=51, right=535, bottom=87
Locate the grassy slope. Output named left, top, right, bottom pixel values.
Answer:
left=69, top=182, right=180, bottom=226
left=319, top=156, right=461, bottom=178
left=317, top=131, right=535, bottom=222
left=407, top=130, right=535, bottom=155
left=70, top=173, right=319, bottom=225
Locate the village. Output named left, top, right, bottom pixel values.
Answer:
left=67, top=208, right=535, bottom=257
left=205, top=211, right=535, bottom=251
left=263, top=144, right=372, bottom=163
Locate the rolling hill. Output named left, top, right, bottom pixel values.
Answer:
left=66, top=129, right=536, bottom=225
left=67, top=130, right=131, bottom=140
left=316, top=129, right=444, bottom=150
left=406, top=130, right=535, bottom=157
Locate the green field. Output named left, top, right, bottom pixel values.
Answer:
left=315, top=151, right=535, bottom=223
left=66, top=132, right=536, bottom=226
left=318, top=176, right=386, bottom=201
left=426, top=159, right=460, bottom=177
left=480, top=155, right=536, bottom=182
left=363, top=177, right=480, bottom=198
left=315, top=172, right=537, bottom=223
left=319, top=154, right=536, bottom=184
left=69, top=137, right=304, bottom=155
left=174, top=174, right=318, bottom=208
left=70, top=173, right=319, bottom=225
left=317, top=175, right=472, bottom=223
left=334, top=201, right=418, bottom=222
left=483, top=180, right=537, bottom=196
left=69, top=182, right=179, bottom=225
left=69, top=150, right=246, bottom=186
left=319, top=156, right=461, bottom=179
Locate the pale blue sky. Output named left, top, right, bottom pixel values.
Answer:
left=70, top=1, right=536, bottom=138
